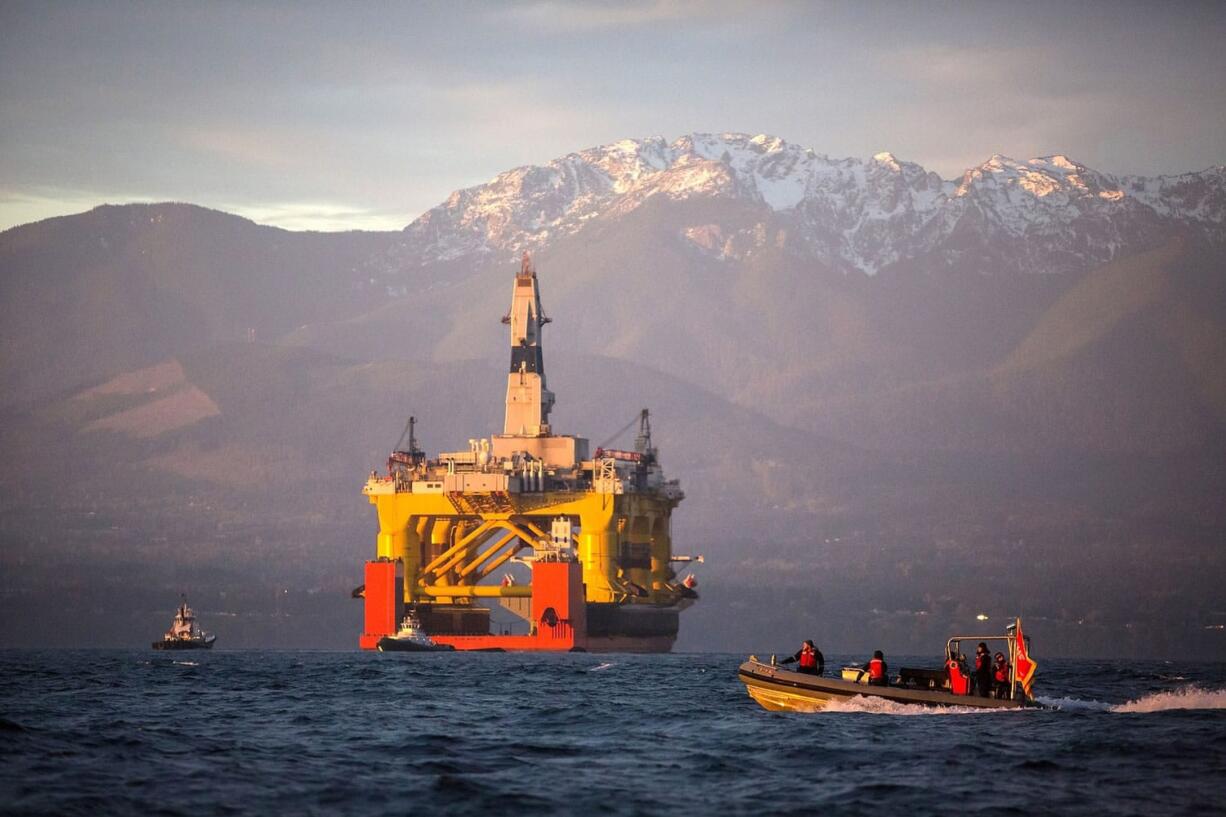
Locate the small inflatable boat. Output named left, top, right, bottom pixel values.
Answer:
left=739, top=618, right=1040, bottom=712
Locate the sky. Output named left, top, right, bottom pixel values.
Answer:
left=1, top=0, right=1224, bottom=232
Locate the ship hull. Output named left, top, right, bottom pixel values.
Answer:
left=583, top=602, right=680, bottom=652
left=410, top=602, right=682, bottom=653
left=584, top=635, right=675, bottom=653
left=152, top=636, right=216, bottom=651
left=376, top=567, right=687, bottom=653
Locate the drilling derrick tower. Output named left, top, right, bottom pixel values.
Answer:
left=358, top=253, right=699, bottom=651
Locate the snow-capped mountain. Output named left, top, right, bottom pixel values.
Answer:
left=399, top=133, right=1226, bottom=275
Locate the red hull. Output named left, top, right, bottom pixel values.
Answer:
left=359, top=558, right=681, bottom=653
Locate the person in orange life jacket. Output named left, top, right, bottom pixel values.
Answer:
left=780, top=639, right=824, bottom=675
left=973, top=642, right=993, bottom=697
left=865, top=650, right=888, bottom=686
left=992, top=651, right=1011, bottom=699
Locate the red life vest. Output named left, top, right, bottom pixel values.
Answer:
left=868, top=658, right=885, bottom=681
left=994, top=661, right=1009, bottom=683
left=946, top=659, right=970, bottom=695
left=799, top=647, right=817, bottom=670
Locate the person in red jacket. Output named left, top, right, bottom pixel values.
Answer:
left=865, top=650, right=888, bottom=686
left=780, top=639, right=824, bottom=675
left=992, top=651, right=1011, bottom=699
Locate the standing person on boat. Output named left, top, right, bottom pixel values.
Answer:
left=992, top=651, right=1011, bottom=699
left=973, top=642, right=993, bottom=697
left=865, top=650, right=888, bottom=686
left=780, top=640, right=824, bottom=675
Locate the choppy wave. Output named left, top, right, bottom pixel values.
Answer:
left=1111, top=686, right=1226, bottom=713
left=2, top=652, right=1224, bottom=817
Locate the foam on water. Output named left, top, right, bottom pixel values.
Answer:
left=1111, top=686, right=1226, bottom=713
left=1036, top=695, right=1112, bottom=712
left=1037, top=686, right=1226, bottom=713
left=821, top=695, right=1010, bottom=716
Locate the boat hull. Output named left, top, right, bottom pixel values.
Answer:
left=376, top=636, right=455, bottom=652
left=738, top=660, right=1030, bottom=711
left=152, top=636, right=216, bottom=651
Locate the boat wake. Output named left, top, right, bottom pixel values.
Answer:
left=817, top=687, right=1226, bottom=715
left=1036, top=696, right=1110, bottom=712
left=821, top=696, right=1008, bottom=716
left=1111, top=686, right=1226, bottom=713
left=1038, top=686, right=1226, bottom=713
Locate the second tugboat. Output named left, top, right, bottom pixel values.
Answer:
left=377, top=610, right=456, bottom=652
left=152, top=598, right=216, bottom=650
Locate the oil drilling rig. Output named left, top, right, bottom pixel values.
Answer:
left=357, top=253, right=700, bottom=651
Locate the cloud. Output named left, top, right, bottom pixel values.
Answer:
left=487, top=0, right=786, bottom=32
left=0, top=184, right=405, bottom=234
left=179, top=128, right=302, bottom=170
left=0, top=186, right=155, bottom=231
left=490, top=0, right=712, bottom=31
left=861, top=41, right=1226, bottom=178
left=219, top=200, right=406, bottom=232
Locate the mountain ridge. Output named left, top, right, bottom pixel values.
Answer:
left=395, top=132, right=1225, bottom=276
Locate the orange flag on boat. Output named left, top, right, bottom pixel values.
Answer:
left=1014, top=618, right=1037, bottom=697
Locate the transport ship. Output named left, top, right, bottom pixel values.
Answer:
left=356, top=254, right=700, bottom=652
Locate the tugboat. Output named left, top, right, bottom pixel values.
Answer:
left=739, top=618, right=1040, bottom=711
left=377, top=610, right=456, bottom=652
left=152, top=598, right=216, bottom=650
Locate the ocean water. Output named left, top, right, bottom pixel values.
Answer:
left=1, top=651, right=1224, bottom=816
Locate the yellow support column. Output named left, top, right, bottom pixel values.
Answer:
left=430, top=519, right=455, bottom=603
left=650, top=514, right=671, bottom=595
left=578, top=500, right=619, bottom=603
left=375, top=530, right=399, bottom=561
left=374, top=497, right=410, bottom=561
left=628, top=510, right=652, bottom=594
left=399, top=516, right=426, bottom=604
